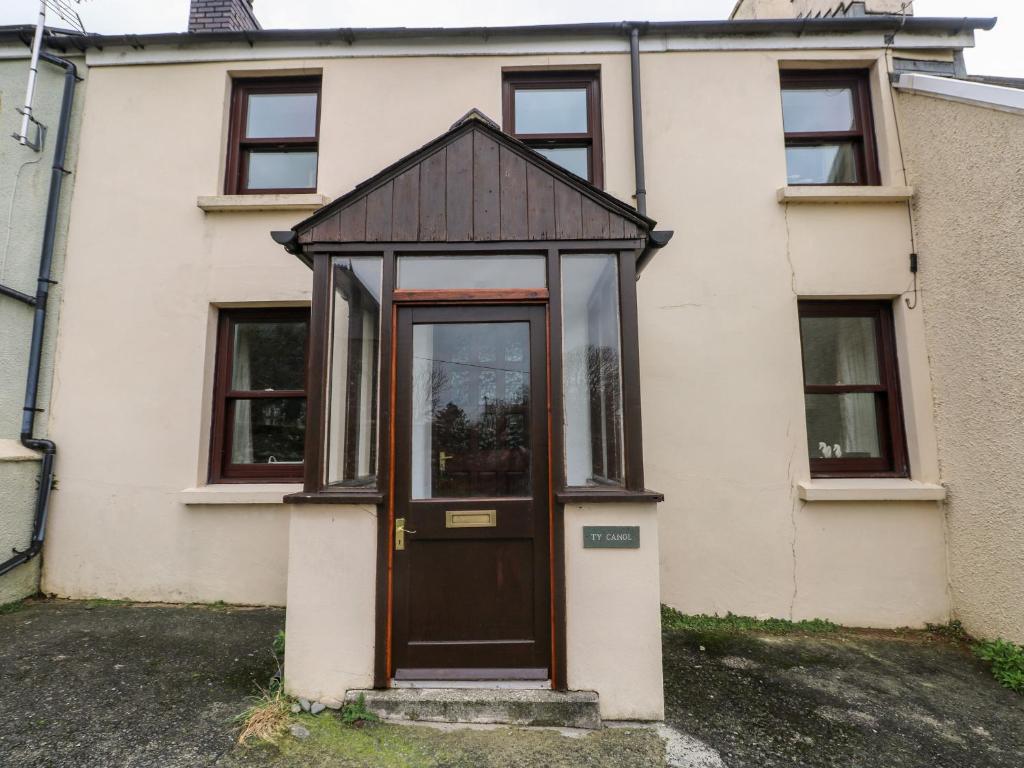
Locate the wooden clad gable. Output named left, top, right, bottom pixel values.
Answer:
left=293, top=114, right=651, bottom=245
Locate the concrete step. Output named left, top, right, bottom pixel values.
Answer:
left=345, top=688, right=602, bottom=730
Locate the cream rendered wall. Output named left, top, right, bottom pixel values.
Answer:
left=565, top=502, right=664, bottom=720
left=895, top=91, right=1024, bottom=643
left=639, top=49, right=947, bottom=627
left=46, top=45, right=948, bottom=630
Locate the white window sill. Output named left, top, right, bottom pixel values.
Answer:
left=777, top=186, right=914, bottom=204
left=196, top=194, right=330, bottom=212
left=798, top=479, right=946, bottom=502
left=180, top=484, right=302, bottom=505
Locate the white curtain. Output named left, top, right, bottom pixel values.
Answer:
left=232, top=330, right=254, bottom=463
left=836, top=319, right=878, bottom=457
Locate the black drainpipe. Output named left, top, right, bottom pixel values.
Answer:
left=0, top=51, right=78, bottom=578
left=627, top=23, right=648, bottom=217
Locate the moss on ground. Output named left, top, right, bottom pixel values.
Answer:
left=226, top=715, right=667, bottom=768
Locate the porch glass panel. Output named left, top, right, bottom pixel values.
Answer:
left=326, top=256, right=382, bottom=487
left=560, top=254, right=625, bottom=487
left=397, top=255, right=546, bottom=290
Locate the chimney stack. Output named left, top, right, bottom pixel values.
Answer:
left=189, top=0, right=261, bottom=33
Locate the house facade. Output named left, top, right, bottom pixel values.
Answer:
left=1, top=0, right=1018, bottom=720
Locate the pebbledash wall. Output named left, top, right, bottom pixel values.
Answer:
left=35, top=25, right=983, bottom=636
left=0, top=50, right=86, bottom=605
left=894, top=82, right=1024, bottom=644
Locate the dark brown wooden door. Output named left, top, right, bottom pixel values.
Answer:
left=392, top=304, right=550, bottom=681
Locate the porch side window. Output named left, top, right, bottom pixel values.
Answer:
left=561, top=254, right=625, bottom=487
left=210, top=308, right=309, bottom=482
left=503, top=70, right=604, bottom=186
left=799, top=300, right=908, bottom=477
left=226, top=77, right=321, bottom=194
left=327, top=256, right=383, bottom=487
left=780, top=70, right=879, bottom=186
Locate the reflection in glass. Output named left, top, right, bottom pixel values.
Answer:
left=231, top=398, right=306, bottom=464
left=327, top=257, right=382, bottom=487
left=561, top=254, right=624, bottom=487
left=800, top=316, right=879, bottom=386
left=785, top=143, right=857, bottom=184
left=246, top=92, right=318, bottom=138
left=514, top=88, right=588, bottom=134
left=781, top=88, right=855, bottom=133
left=412, top=323, right=531, bottom=499
left=231, top=321, right=307, bottom=391
left=247, top=151, right=318, bottom=190
left=535, top=146, right=590, bottom=180
left=805, top=393, right=881, bottom=459
left=397, top=255, right=546, bottom=290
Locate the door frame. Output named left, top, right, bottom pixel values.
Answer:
left=379, top=276, right=558, bottom=688
left=388, top=303, right=551, bottom=680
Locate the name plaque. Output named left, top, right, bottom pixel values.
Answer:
left=582, top=525, right=640, bottom=549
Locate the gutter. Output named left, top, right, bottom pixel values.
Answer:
left=0, top=16, right=997, bottom=52
left=0, top=51, right=78, bottom=579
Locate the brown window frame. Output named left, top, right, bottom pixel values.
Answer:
left=799, top=300, right=908, bottom=478
left=209, top=307, right=311, bottom=483
left=502, top=70, right=604, bottom=188
left=225, top=77, right=322, bottom=195
left=780, top=69, right=881, bottom=186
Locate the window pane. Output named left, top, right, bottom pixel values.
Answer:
left=246, top=92, right=318, bottom=138
left=800, top=316, right=880, bottom=386
left=561, top=254, right=624, bottom=487
left=785, top=143, right=857, bottom=184
left=805, top=393, right=881, bottom=459
left=247, top=151, right=318, bottom=190
left=412, top=322, right=531, bottom=499
left=231, top=320, right=306, bottom=391
left=327, top=257, right=383, bottom=487
left=231, top=398, right=306, bottom=464
left=535, top=146, right=590, bottom=180
left=514, top=88, right=588, bottom=134
left=781, top=87, right=855, bottom=133
left=397, top=255, right=546, bottom=290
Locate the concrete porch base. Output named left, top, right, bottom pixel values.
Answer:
left=346, top=688, right=602, bottom=730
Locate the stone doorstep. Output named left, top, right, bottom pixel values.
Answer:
left=345, top=688, right=602, bottom=730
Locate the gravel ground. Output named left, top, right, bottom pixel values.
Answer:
left=663, top=624, right=1024, bottom=768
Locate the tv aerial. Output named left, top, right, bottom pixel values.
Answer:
left=13, top=0, right=89, bottom=151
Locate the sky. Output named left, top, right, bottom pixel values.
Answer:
left=0, top=0, right=1020, bottom=76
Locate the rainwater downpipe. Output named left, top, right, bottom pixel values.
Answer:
left=627, top=23, right=648, bottom=217
left=0, top=51, right=78, bottom=578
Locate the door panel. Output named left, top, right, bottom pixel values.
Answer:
left=392, top=304, right=550, bottom=679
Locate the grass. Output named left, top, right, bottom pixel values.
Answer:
left=661, top=604, right=838, bottom=634
left=236, top=683, right=291, bottom=745
left=0, top=599, right=28, bottom=615
left=83, top=598, right=132, bottom=609
left=973, top=639, right=1024, bottom=695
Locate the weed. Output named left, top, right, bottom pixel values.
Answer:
left=0, top=600, right=27, bottom=615
left=661, top=605, right=837, bottom=634
left=236, top=683, right=291, bottom=744
left=973, top=638, right=1024, bottom=695
left=926, top=620, right=972, bottom=643
left=340, top=693, right=380, bottom=726
left=272, top=629, right=286, bottom=658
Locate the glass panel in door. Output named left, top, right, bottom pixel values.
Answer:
left=411, top=322, right=531, bottom=498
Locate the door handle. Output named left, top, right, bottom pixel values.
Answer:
left=395, top=518, right=417, bottom=551
left=439, top=451, right=453, bottom=473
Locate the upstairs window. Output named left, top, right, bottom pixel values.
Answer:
left=503, top=70, right=604, bottom=186
left=798, top=301, right=907, bottom=478
left=780, top=70, right=879, bottom=186
left=226, top=77, right=321, bottom=194
left=210, top=308, right=309, bottom=482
